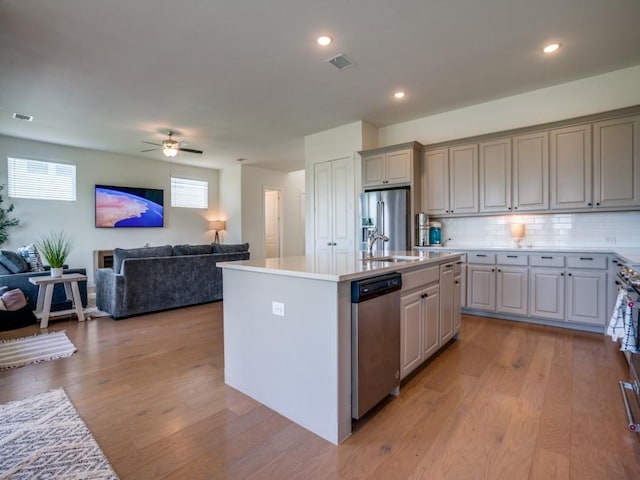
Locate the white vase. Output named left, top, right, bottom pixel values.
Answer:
left=50, top=267, right=64, bottom=278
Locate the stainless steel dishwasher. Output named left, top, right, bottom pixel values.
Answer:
left=351, top=272, right=402, bottom=419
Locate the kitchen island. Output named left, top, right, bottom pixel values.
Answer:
left=220, top=250, right=462, bottom=444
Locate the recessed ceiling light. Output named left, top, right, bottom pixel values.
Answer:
left=394, top=91, right=406, bottom=99
left=317, top=35, right=333, bottom=46
left=543, top=43, right=560, bottom=53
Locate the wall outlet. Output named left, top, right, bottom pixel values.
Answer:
left=605, top=236, right=617, bottom=245
left=272, top=301, right=285, bottom=316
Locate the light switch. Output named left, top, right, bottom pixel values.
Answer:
left=272, top=301, right=285, bottom=316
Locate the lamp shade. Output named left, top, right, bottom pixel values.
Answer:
left=510, top=223, right=525, bottom=238
left=209, top=220, right=226, bottom=231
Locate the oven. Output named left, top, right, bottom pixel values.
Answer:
left=609, top=261, right=640, bottom=433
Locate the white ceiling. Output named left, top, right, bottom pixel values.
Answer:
left=1, top=0, right=639, bottom=172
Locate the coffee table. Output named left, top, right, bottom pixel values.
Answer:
left=28, top=273, right=87, bottom=328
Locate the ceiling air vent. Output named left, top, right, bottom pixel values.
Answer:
left=13, top=112, right=33, bottom=122
left=327, top=53, right=355, bottom=71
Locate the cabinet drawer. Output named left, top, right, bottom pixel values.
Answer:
left=467, top=252, right=496, bottom=265
left=566, top=255, right=607, bottom=269
left=497, top=253, right=529, bottom=266
left=529, top=254, right=565, bottom=267
left=402, top=265, right=439, bottom=291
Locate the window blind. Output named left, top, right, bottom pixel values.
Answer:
left=171, top=177, right=208, bottom=209
left=7, top=157, right=76, bottom=201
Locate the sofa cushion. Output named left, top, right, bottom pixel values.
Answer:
left=113, top=245, right=173, bottom=274
left=17, top=243, right=45, bottom=272
left=0, top=263, right=12, bottom=275
left=173, top=244, right=213, bottom=256
left=211, top=243, right=249, bottom=254
left=0, top=250, right=30, bottom=274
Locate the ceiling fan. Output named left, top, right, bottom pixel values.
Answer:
left=141, top=131, right=203, bottom=157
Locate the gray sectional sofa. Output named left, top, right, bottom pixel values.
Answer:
left=96, top=243, right=249, bottom=319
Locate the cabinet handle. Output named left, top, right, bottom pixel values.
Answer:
left=579, top=257, right=593, bottom=261
left=492, top=268, right=495, bottom=272
left=541, top=256, right=554, bottom=259
left=476, top=254, right=487, bottom=257
left=508, top=207, right=512, bottom=210
left=497, top=269, right=501, bottom=272
left=422, top=293, right=428, bottom=298
left=588, top=203, right=592, bottom=206
left=615, top=281, right=621, bottom=286
left=327, top=242, right=332, bottom=246
left=506, top=255, right=518, bottom=258
left=445, top=264, right=453, bottom=268
left=561, top=272, right=565, bottom=276
left=596, top=202, right=600, bottom=206
left=514, top=206, right=518, bottom=210
left=455, top=281, right=459, bottom=285
left=456, top=261, right=463, bottom=264
left=613, top=260, right=619, bottom=264
left=568, top=273, right=572, bottom=276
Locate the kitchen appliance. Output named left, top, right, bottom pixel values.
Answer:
left=360, top=188, right=410, bottom=253
left=428, top=221, right=442, bottom=245
left=416, top=213, right=429, bottom=247
left=610, top=259, right=640, bottom=434
left=351, top=272, right=402, bottom=419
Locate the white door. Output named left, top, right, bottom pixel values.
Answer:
left=314, top=161, right=333, bottom=255
left=330, top=157, right=355, bottom=253
left=264, top=189, right=281, bottom=258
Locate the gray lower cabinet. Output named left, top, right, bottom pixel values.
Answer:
left=467, top=264, right=496, bottom=311
left=496, top=266, right=528, bottom=316
left=566, top=269, right=607, bottom=325
left=529, top=267, right=565, bottom=320
left=440, top=263, right=456, bottom=344
left=400, top=283, right=439, bottom=379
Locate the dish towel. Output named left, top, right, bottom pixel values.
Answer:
left=607, top=288, right=639, bottom=353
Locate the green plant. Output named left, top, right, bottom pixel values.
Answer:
left=0, top=185, right=19, bottom=245
left=37, top=232, right=72, bottom=268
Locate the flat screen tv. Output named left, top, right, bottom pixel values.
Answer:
left=95, top=184, right=164, bottom=228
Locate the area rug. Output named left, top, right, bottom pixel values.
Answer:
left=0, top=331, right=76, bottom=371
left=0, top=388, right=119, bottom=479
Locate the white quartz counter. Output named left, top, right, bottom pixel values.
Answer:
left=219, top=250, right=462, bottom=282
left=414, top=245, right=640, bottom=265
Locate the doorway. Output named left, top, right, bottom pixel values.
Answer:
left=264, top=188, right=282, bottom=258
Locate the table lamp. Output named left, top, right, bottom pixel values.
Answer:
left=209, top=220, right=226, bottom=243
left=510, top=223, right=525, bottom=248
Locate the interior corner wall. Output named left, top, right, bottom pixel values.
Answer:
left=378, top=64, right=640, bottom=146
left=240, top=164, right=305, bottom=260
left=0, top=135, right=220, bottom=285
left=219, top=164, right=243, bottom=244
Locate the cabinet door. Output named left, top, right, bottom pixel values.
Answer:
left=362, top=153, right=386, bottom=188
left=440, top=264, right=455, bottom=343
left=330, top=157, right=355, bottom=252
left=449, top=144, right=478, bottom=214
left=593, top=115, right=640, bottom=208
left=550, top=124, right=592, bottom=210
left=400, top=290, right=423, bottom=379
left=423, top=284, right=441, bottom=359
left=386, top=149, right=412, bottom=185
left=496, top=266, right=528, bottom=316
left=513, top=132, right=549, bottom=211
left=466, top=265, right=496, bottom=311
left=453, top=274, right=462, bottom=334
left=529, top=268, right=564, bottom=320
left=423, top=148, right=449, bottom=215
left=479, top=138, right=511, bottom=212
left=314, top=161, right=333, bottom=255
left=566, top=269, right=607, bottom=325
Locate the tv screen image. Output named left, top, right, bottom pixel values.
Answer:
left=95, top=184, right=164, bottom=228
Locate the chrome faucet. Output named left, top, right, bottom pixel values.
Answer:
left=367, top=230, right=389, bottom=256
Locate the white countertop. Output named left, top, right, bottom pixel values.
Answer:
left=414, top=245, right=640, bottom=265
left=219, top=250, right=462, bottom=282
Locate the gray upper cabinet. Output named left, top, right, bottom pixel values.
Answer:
left=423, top=144, right=478, bottom=215
left=479, top=138, right=512, bottom=213
left=512, top=132, right=549, bottom=211
left=550, top=124, right=592, bottom=210
left=362, top=148, right=413, bottom=188
left=593, top=115, right=640, bottom=208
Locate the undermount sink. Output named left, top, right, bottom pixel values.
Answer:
left=361, top=255, right=421, bottom=263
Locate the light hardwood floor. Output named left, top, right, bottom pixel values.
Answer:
left=1, top=303, right=639, bottom=479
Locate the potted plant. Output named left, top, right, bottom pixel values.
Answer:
left=37, top=232, right=72, bottom=277
left=0, top=185, right=19, bottom=246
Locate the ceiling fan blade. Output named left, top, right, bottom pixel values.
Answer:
left=142, top=141, right=162, bottom=146
left=140, top=148, right=159, bottom=152
left=179, top=147, right=203, bottom=154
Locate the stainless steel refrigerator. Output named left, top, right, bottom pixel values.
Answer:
left=360, top=188, right=410, bottom=253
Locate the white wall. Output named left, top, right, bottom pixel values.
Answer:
left=378, top=65, right=640, bottom=147
left=0, top=135, right=220, bottom=285
left=239, top=165, right=305, bottom=260
left=218, top=164, right=242, bottom=244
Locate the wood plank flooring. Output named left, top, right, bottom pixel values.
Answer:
left=1, top=303, right=639, bottom=479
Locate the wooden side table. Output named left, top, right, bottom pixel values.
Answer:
left=28, top=273, right=87, bottom=328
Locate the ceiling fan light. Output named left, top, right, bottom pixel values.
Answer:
left=162, top=140, right=179, bottom=157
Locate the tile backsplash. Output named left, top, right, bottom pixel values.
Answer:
left=435, top=211, right=640, bottom=248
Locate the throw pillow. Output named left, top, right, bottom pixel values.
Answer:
left=112, top=245, right=173, bottom=274
left=0, top=298, right=7, bottom=311
left=173, top=244, right=213, bottom=256
left=1, top=289, right=28, bottom=311
left=211, top=243, right=250, bottom=254
left=17, top=243, right=46, bottom=272
left=0, top=250, right=30, bottom=274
